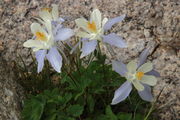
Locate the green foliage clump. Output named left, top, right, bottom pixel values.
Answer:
left=20, top=53, right=154, bottom=120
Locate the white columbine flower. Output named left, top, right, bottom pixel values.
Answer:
left=111, top=49, right=160, bottom=105
left=23, top=5, right=74, bottom=73
left=23, top=22, right=62, bottom=73
left=23, top=22, right=54, bottom=52
left=75, top=9, right=127, bottom=58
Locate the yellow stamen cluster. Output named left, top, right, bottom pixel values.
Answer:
left=41, top=8, right=52, bottom=12
left=35, top=32, right=47, bottom=41
left=87, top=21, right=97, bottom=32
left=136, top=72, right=144, bottom=80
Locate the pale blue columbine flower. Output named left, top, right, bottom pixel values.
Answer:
left=111, top=49, right=160, bottom=105
left=75, top=9, right=127, bottom=58
left=23, top=6, right=74, bottom=73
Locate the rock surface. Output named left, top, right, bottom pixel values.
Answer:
left=0, top=0, right=179, bottom=119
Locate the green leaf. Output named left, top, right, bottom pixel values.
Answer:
left=63, top=93, right=72, bottom=104
left=87, top=95, right=95, bottom=113
left=96, top=114, right=109, bottom=120
left=117, top=113, right=132, bottom=120
left=66, top=104, right=84, bottom=117
left=74, top=90, right=84, bottom=100
left=44, top=113, right=57, bottom=120
left=134, top=113, right=144, bottom=120
left=22, top=95, right=46, bottom=120
left=105, top=105, right=117, bottom=120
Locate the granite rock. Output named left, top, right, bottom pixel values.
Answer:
left=0, top=0, right=179, bottom=119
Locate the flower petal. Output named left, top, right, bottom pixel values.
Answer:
left=138, top=84, right=153, bottom=102
left=103, top=14, right=126, bottom=31
left=141, top=75, right=157, bottom=86
left=90, top=9, right=102, bottom=29
left=57, top=17, right=65, bottom=23
left=137, top=62, right=153, bottom=73
left=31, top=23, right=48, bottom=35
left=137, top=48, right=150, bottom=68
left=80, top=40, right=97, bottom=58
left=52, top=4, right=59, bottom=20
left=103, top=33, right=127, bottom=48
left=53, top=24, right=63, bottom=35
left=112, top=60, right=127, bottom=77
left=111, top=81, right=132, bottom=105
left=35, top=50, right=47, bottom=73
left=75, top=18, right=90, bottom=33
left=46, top=47, right=62, bottom=73
left=126, top=60, right=137, bottom=73
left=23, top=40, right=44, bottom=49
left=55, top=28, right=74, bottom=41
left=102, top=18, right=108, bottom=27
left=76, top=32, right=91, bottom=38
left=132, top=80, right=144, bottom=91
left=146, top=70, right=160, bottom=77
left=39, top=10, right=52, bottom=22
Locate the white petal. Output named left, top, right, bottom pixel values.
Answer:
left=111, top=81, right=132, bottom=105
left=39, top=10, right=52, bottom=22
left=137, top=62, right=153, bottom=73
left=35, top=50, right=47, bottom=73
left=112, top=60, right=127, bottom=77
left=126, top=60, right=137, bottom=73
left=138, top=84, right=153, bottom=102
left=52, top=4, right=59, bottom=20
left=80, top=40, right=97, bottom=58
left=75, top=18, right=90, bottom=33
left=55, top=28, right=74, bottom=41
left=76, top=32, right=91, bottom=38
left=102, top=18, right=108, bottom=27
left=46, top=47, right=62, bottom=73
left=44, top=20, right=52, bottom=34
left=35, top=17, right=46, bottom=25
left=132, top=80, right=144, bottom=91
left=103, top=14, right=126, bottom=31
left=30, top=23, right=48, bottom=36
left=90, top=9, right=102, bottom=29
left=23, top=40, right=44, bottom=49
left=140, top=75, right=157, bottom=86
left=103, top=33, right=127, bottom=48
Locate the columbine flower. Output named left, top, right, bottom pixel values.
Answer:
left=23, top=4, right=74, bottom=73
left=75, top=9, right=127, bottom=58
left=111, top=49, right=160, bottom=105
left=23, top=20, right=73, bottom=73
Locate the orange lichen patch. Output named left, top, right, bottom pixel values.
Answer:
left=87, top=21, right=97, bottom=32
left=41, top=8, right=52, bottom=12
left=35, top=32, right=47, bottom=41
left=136, top=72, right=144, bottom=80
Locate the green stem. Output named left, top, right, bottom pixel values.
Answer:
left=144, top=103, right=154, bottom=120
left=63, top=66, right=78, bottom=88
left=97, top=41, right=102, bottom=55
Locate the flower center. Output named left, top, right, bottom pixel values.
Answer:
left=136, top=72, right=144, bottom=80
left=41, top=8, right=52, bottom=12
left=87, top=21, right=97, bottom=32
left=35, top=32, right=47, bottom=41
